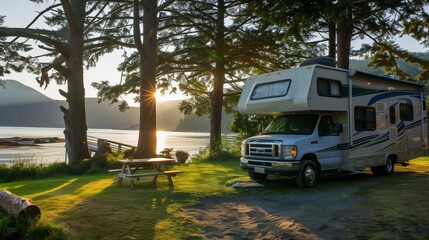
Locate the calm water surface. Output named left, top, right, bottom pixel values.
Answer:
left=0, top=126, right=210, bottom=164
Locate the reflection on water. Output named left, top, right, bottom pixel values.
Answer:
left=0, top=126, right=211, bottom=164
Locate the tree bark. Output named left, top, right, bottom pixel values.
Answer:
left=328, top=20, right=336, bottom=62
left=134, top=0, right=158, bottom=158
left=62, top=0, right=90, bottom=164
left=0, top=190, right=41, bottom=222
left=210, top=0, right=226, bottom=159
left=336, top=7, right=353, bottom=69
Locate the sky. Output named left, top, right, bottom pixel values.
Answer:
left=0, top=1, right=428, bottom=103
left=0, top=0, right=185, bottom=104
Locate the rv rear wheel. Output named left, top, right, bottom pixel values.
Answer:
left=248, top=171, right=268, bottom=181
left=371, top=156, right=395, bottom=176
left=296, top=160, right=318, bottom=187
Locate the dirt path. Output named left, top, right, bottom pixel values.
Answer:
left=186, top=173, right=378, bottom=239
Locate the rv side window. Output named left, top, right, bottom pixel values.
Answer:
left=400, top=103, right=413, bottom=121
left=318, top=115, right=338, bottom=136
left=355, top=106, right=376, bottom=131
left=317, top=78, right=341, bottom=97
left=389, top=105, right=396, bottom=124
left=250, top=80, right=291, bottom=100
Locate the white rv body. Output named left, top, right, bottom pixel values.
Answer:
left=238, top=61, right=428, bottom=187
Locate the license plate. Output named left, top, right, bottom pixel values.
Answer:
left=254, top=167, right=265, bottom=174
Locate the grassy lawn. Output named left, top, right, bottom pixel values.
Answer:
left=351, top=156, right=429, bottom=239
left=1, top=157, right=429, bottom=239
left=0, top=159, right=248, bottom=239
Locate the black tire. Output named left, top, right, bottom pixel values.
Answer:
left=296, top=160, right=318, bottom=187
left=370, top=166, right=382, bottom=175
left=248, top=171, right=268, bottom=181
left=371, top=156, right=395, bottom=176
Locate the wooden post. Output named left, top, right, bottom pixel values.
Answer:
left=0, top=190, right=41, bottom=222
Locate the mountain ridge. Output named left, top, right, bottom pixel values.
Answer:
left=0, top=80, right=184, bottom=130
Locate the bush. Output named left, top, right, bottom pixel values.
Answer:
left=190, top=148, right=239, bottom=163
left=175, top=150, right=189, bottom=164
left=0, top=162, right=70, bottom=182
left=0, top=154, right=122, bottom=183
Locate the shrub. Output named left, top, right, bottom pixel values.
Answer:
left=0, top=154, right=122, bottom=183
left=175, top=150, right=189, bottom=164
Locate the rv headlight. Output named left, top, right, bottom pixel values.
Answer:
left=282, top=145, right=297, bottom=160
left=240, top=142, right=246, bottom=156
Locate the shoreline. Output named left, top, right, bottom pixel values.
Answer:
left=0, top=137, right=65, bottom=147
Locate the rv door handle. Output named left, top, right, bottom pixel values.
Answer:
left=311, top=141, right=318, bottom=144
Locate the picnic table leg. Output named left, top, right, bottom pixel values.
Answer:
left=126, top=165, right=138, bottom=189
left=166, top=175, right=174, bottom=187
left=151, top=175, right=158, bottom=185
left=117, top=164, right=127, bottom=186
left=130, top=180, right=136, bottom=189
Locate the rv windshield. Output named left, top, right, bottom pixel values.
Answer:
left=263, top=114, right=319, bottom=135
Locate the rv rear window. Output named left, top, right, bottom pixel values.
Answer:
left=317, top=78, right=341, bottom=97
left=400, top=103, right=413, bottom=121
left=355, top=106, right=376, bottom=131
left=250, top=80, right=291, bottom=100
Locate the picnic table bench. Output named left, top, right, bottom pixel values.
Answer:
left=110, top=158, right=183, bottom=189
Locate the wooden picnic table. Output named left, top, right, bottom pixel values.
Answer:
left=109, top=158, right=183, bottom=189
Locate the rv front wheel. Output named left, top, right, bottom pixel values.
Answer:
left=296, top=160, right=318, bottom=187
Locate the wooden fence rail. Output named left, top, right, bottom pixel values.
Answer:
left=87, top=136, right=135, bottom=154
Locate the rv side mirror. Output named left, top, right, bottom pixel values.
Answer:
left=258, top=124, right=264, bottom=134
left=334, top=123, right=343, bottom=134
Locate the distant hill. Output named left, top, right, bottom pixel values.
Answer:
left=350, top=52, right=429, bottom=78
left=175, top=113, right=233, bottom=132
left=0, top=80, right=184, bottom=130
left=0, top=80, right=52, bottom=105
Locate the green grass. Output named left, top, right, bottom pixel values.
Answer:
left=349, top=156, right=429, bottom=239
left=1, top=157, right=429, bottom=239
left=0, top=159, right=249, bottom=239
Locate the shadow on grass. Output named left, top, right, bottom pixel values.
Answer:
left=4, top=175, right=95, bottom=197
left=57, top=159, right=251, bottom=239
left=187, top=162, right=429, bottom=239
left=55, top=184, right=188, bottom=239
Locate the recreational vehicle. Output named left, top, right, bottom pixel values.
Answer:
left=238, top=57, right=428, bottom=187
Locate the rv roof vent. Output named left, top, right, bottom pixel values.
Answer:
left=299, top=57, right=336, bottom=68
left=383, top=75, right=400, bottom=80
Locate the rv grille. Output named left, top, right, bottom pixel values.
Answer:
left=245, top=142, right=282, bottom=160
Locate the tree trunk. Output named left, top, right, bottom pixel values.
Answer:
left=62, top=0, right=90, bottom=164
left=0, top=190, right=41, bottom=222
left=328, top=20, right=336, bottom=62
left=336, top=8, right=353, bottom=69
left=134, top=0, right=158, bottom=158
left=210, top=0, right=226, bottom=159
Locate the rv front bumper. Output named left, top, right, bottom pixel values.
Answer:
left=240, top=157, right=300, bottom=176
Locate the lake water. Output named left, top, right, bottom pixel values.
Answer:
left=0, top=126, right=212, bottom=164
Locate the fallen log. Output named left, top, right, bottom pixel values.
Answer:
left=0, top=190, right=41, bottom=223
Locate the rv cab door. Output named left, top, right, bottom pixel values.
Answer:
left=316, top=115, right=342, bottom=171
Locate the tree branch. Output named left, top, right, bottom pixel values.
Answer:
left=157, top=0, right=175, bottom=12
left=39, top=56, right=68, bottom=88
left=0, top=27, right=68, bottom=55
left=60, top=0, right=77, bottom=32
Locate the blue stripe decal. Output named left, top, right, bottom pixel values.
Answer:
left=367, top=91, right=420, bottom=106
